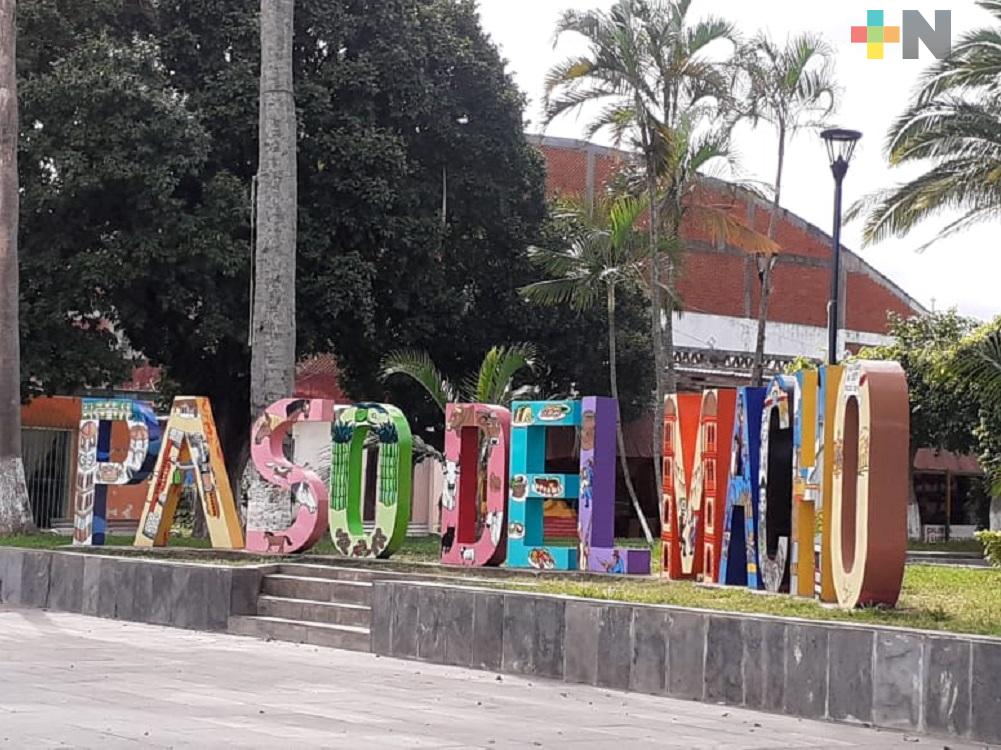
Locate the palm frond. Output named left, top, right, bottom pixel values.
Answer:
left=852, top=155, right=1001, bottom=246
left=888, top=96, right=1001, bottom=164
left=521, top=276, right=602, bottom=310
left=686, top=17, right=737, bottom=55
left=686, top=203, right=780, bottom=255
left=380, top=350, right=456, bottom=413
left=954, top=327, right=1001, bottom=406
left=914, top=26, right=1001, bottom=103
left=468, top=344, right=538, bottom=406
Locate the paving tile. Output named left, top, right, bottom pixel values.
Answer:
left=0, top=605, right=990, bottom=749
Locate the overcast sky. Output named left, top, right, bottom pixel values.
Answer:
left=477, top=0, right=998, bottom=321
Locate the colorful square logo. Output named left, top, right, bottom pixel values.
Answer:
left=851, top=9, right=901, bottom=59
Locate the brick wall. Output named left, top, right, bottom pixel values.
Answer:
left=531, top=136, right=924, bottom=336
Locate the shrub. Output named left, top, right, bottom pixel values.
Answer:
left=975, top=531, right=1001, bottom=568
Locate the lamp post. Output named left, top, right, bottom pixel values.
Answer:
left=821, top=128, right=862, bottom=365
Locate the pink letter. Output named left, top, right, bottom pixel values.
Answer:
left=246, top=398, right=335, bottom=554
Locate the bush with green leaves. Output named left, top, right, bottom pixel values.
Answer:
left=976, top=531, right=1001, bottom=568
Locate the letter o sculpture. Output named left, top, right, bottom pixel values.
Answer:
left=830, top=361, right=909, bottom=609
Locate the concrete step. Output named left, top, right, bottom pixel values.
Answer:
left=228, top=615, right=370, bottom=652
left=277, top=562, right=464, bottom=585
left=261, top=574, right=373, bottom=606
left=277, top=563, right=381, bottom=582
left=257, top=595, right=371, bottom=628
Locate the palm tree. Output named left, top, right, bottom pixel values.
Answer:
left=854, top=0, right=1001, bottom=248
left=545, top=0, right=736, bottom=494
left=380, top=344, right=538, bottom=412
left=646, top=114, right=779, bottom=381
left=521, top=196, right=654, bottom=543
left=246, top=0, right=297, bottom=531
left=0, top=0, right=34, bottom=535
left=741, top=33, right=837, bottom=386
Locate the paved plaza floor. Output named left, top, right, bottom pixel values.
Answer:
left=0, top=606, right=986, bottom=749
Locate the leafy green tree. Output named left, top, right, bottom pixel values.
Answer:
left=16, top=0, right=546, bottom=479
left=380, top=344, right=538, bottom=411
left=861, top=311, right=981, bottom=537
left=740, top=33, right=838, bottom=385
left=948, top=318, right=1001, bottom=528
left=521, top=196, right=654, bottom=543
left=853, top=0, right=1001, bottom=248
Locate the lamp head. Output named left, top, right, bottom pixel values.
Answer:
left=821, top=128, right=863, bottom=177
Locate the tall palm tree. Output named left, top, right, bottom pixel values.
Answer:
left=521, top=196, right=654, bottom=544
left=246, top=0, right=297, bottom=531
left=0, top=0, right=34, bottom=535
left=381, top=344, right=538, bottom=412
left=742, top=33, right=837, bottom=386
left=647, top=114, right=779, bottom=380
left=854, top=0, right=1001, bottom=248
left=545, top=1, right=664, bottom=411
left=251, top=0, right=297, bottom=419
left=544, top=0, right=736, bottom=494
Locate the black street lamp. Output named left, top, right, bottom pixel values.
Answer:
left=821, top=128, right=862, bottom=365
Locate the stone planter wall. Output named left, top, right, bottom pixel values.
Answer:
left=0, top=548, right=261, bottom=631
left=370, top=579, right=1001, bottom=746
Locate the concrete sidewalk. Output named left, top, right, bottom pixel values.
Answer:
left=0, top=606, right=983, bottom=748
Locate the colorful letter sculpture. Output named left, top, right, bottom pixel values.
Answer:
left=698, top=390, right=737, bottom=584
left=73, top=398, right=160, bottom=546
left=662, top=394, right=704, bottom=579
left=661, top=390, right=738, bottom=582
left=246, top=398, right=336, bottom=555
left=758, top=377, right=796, bottom=593
left=441, top=404, right=510, bottom=566
left=506, top=398, right=647, bottom=573
left=719, top=387, right=766, bottom=588
left=507, top=400, right=580, bottom=571
left=578, top=397, right=649, bottom=574
left=134, top=397, right=244, bottom=549
left=830, top=361, right=909, bottom=608
left=790, top=369, right=818, bottom=598
left=329, top=403, right=412, bottom=558
left=811, top=365, right=842, bottom=602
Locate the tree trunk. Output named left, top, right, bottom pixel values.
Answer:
left=0, top=0, right=34, bottom=536
left=750, top=127, right=785, bottom=387
left=641, top=120, right=665, bottom=522
left=661, top=208, right=679, bottom=398
left=990, top=495, right=1001, bottom=532
left=246, top=0, right=298, bottom=531
left=608, top=286, right=653, bottom=544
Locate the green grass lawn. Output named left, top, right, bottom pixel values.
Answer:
left=3, top=532, right=997, bottom=637
left=0, top=533, right=213, bottom=549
